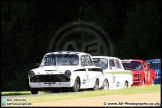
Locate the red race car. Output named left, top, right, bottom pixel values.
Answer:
left=121, top=59, right=156, bottom=86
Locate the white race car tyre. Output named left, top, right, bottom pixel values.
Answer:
left=71, top=77, right=80, bottom=92
left=30, top=88, right=39, bottom=94
left=101, top=79, right=109, bottom=90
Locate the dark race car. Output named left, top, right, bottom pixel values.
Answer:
left=146, top=59, right=161, bottom=84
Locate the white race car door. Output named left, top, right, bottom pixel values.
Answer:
left=109, top=59, right=117, bottom=88
left=114, top=58, right=125, bottom=88
left=81, top=55, right=90, bottom=87
left=85, top=54, right=99, bottom=87
left=81, top=54, right=103, bottom=88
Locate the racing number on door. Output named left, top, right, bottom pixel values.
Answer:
left=113, top=76, right=116, bottom=83
left=148, top=71, right=150, bottom=82
left=144, top=62, right=151, bottom=82
left=112, top=73, right=116, bottom=83
left=144, top=71, right=147, bottom=81
left=145, top=70, right=150, bottom=83
left=87, top=72, right=89, bottom=80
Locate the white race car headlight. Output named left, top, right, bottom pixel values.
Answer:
left=28, top=71, right=35, bottom=77
left=64, top=70, right=71, bottom=77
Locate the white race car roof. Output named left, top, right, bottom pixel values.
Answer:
left=92, top=56, right=120, bottom=60
left=46, top=51, right=89, bottom=55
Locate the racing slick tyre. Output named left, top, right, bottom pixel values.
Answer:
left=30, top=88, right=39, bottom=94
left=52, top=88, right=61, bottom=93
left=124, top=81, right=129, bottom=88
left=91, top=79, right=99, bottom=91
left=71, top=77, right=80, bottom=92
left=101, top=79, right=109, bottom=90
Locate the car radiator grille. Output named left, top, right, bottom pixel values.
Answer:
left=30, top=74, right=70, bottom=82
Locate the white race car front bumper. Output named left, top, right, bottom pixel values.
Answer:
left=29, top=82, right=73, bottom=88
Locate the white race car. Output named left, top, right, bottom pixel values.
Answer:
left=28, top=51, right=104, bottom=94
left=92, top=56, right=133, bottom=90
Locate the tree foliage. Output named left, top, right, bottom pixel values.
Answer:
left=116, top=1, right=161, bottom=59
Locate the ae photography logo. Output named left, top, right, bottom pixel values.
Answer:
left=48, top=21, right=115, bottom=84
left=48, top=21, right=114, bottom=56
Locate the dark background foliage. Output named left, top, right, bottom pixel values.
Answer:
left=1, top=1, right=161, bottom=91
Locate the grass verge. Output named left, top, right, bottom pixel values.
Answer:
left=1, top=84, right=161, bottom=103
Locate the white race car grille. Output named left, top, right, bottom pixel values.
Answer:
left=30, top=74, right=70, bottom=82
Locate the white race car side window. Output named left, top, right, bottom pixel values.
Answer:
left=109, top=59, right=115, bottom=69
left=81, top=55, right=88, bottom=66
left=115, top=59, right=122, bottom=69
left=86, top=55, right=94, bottom=66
